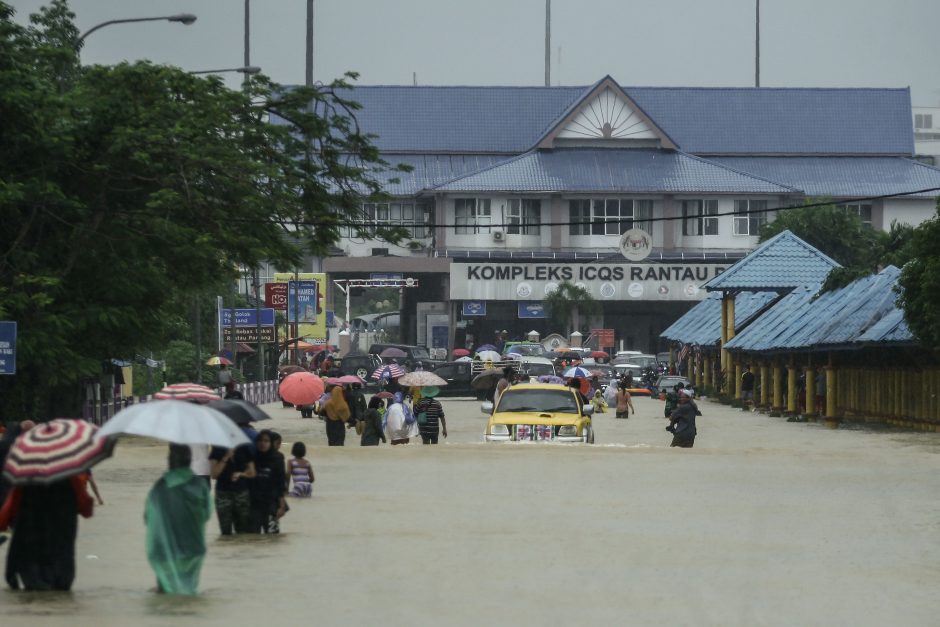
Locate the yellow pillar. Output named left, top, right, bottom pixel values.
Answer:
left=734, top=361, right=743, bottom=400
left=759, top=362, right=770, bottom=408
left=702, top=353, right=711, bottom=388
left=772, top=362, right=783, bottom=411
left=825, top=366, right=836, bottom=419
left=787, top=358, right=798, bottom=414
left=720, top=297, right=729, bottom=386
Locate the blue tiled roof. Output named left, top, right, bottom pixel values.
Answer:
left=371, top=154, right=512, bottom=196
left=724, top=266, right=914, bottom=351
left=660, top=291, right=780, bottom=345
left=703, top=230, right=840, bottom=291
left=431, top=149, right=797, bottom=193
left=333, top=84, right=913, bottom=155
left=708, top=157, right=940, bottom=198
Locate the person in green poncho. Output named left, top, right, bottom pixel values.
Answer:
left=145, top=444, right=212, bottom=595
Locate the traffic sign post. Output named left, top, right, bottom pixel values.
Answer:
left=0, top=321, right=16, bottom=375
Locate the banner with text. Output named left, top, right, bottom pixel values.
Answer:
left=273, top=273, right=327, bottom=342
left=450, top=262, right=726, bottom=301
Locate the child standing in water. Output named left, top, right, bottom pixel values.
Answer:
left=287, top=442, right=315, bottom=497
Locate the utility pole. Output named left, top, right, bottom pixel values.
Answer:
left=544, top=0, right=551, bottom=87
left=244, top=0, right=250, bottom=69
left=755, top=0, right=760, bottom=87
left=306, top=0, right=314, bottom=89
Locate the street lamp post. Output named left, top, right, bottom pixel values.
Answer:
left=190, top=66, right=261, bottom=75
left=77, top=13, right=197, bottom=48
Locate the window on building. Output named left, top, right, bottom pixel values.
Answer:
left=454, top=198, right=492, bottom=234
left=567, top=198, right=653, bottom=235
left=681, top=199, right=719, bottom=236
left=837, top=203, right=873, bottom=228
left=346, top=202, right=432, bottom=238
left=733, top=199, right=768, bottom=236
left=507, top=199, right=542, bottom=235
left=915, top=114, right=933, bottom=129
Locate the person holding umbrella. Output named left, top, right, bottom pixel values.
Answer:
left=1, top=420, right=113, bottom=591
left=413, top=386, right=447, bottom=445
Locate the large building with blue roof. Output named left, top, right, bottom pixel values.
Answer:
left=310, top=76, right=940, bottom=352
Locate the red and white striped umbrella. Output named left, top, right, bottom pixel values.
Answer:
left=371, top=364, right=405, bottom=380
left=153, top=383, right=222, bottom=404
left=3, top=419, right=115, bottom=486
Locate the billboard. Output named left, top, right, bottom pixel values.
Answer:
left=273, top=272, right=327, bottom=342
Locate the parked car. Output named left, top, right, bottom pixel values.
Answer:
left=503, top=342, right=545, bottom=357
left=517, top=356, right=556, bottom=380
left=336, top=352, right=382, bottom=384
left=650, top=375, right=692, bottom=397
left=482, top=383, right=595, bottom=443
left=430, top=361, right=480, bottom=397
left=367, top=343, right=444, bottom=368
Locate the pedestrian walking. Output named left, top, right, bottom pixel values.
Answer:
left=248, top=430, right=287, bottom=534
left=667, top=389, right=698, bottom=448
left=209, top=439, right=256, bottom=535
left=360, top=397, right=387, bottom=446
left=384, top=392, right=418, bottom=445
left=615, top=380, right=635, bottom=418
left=322, top=385, right=351, bottom=446
left=741, top=366, right=755, bottom=407
left=414, top=386, right=447, bottom=444
left=144, top=444, right=212, bottom=595
left=217, top=363, right=233, bottom=387
left=287, top=442, right=315, bottom=497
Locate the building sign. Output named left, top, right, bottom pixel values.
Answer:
left=265, top=282, right=288, bottom=310
left=0, top=321, right=16, bottom=375
left=287, top=281, right=319, bottom=323
left=450, top=263, right=725, bottom=301
left=591, top=328, right=615, bottom=349
left=462, top=301, right=487, bottom=316
left=222, top=326, right=275, bottom=343
left=518, top=302, right=545, bottom=319
left=273, top=272, right=327, bottom=343
left=220, top=308, right=276, bottom=327
left=619, top=228, right=653, bottom=261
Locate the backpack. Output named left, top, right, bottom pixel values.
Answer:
left=417, top=411, right=429, bottom=426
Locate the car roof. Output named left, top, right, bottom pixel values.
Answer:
left=519, top=356, right=553, bottom=365
left=503, top=383, right=571, bottom=391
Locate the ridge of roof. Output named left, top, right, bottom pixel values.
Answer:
left=326, top=84, right=911, bottom=93
left=426, top=151, right=536, bottom=191
left=679, top=152, right=802, bottom=193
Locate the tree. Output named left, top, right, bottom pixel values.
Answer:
left=759, top=201, right=914, bottom=290
left=897, top=200, right=940, bottom=352
left=0, top=1, right=406, bottom=419
left=543, top=282, right=600, bottom=336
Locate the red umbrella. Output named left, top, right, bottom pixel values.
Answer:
left=153, top=383, right=221, bottom=404
left=373, top=391, right=394, bottom=399
left=279, top=371, right=325, bottom=406
left=3, top=419, right=115, bottom=486
left=337, top=374, right=364, bottom=385
left=591, top=351, right=609, bottom=359
left=326, top=377, right=344, bottom=386
left=452, top=348, right=470, bottom=358
left=371, top=364, right=406, bottom=380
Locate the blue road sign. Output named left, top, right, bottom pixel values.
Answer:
left=463, top=301, right=486, bottom=316
left=0, top=321, right=17, bottom=375
left=518, top=302, right=545, bottom=319
left=220, top=308, right=276, bottom=327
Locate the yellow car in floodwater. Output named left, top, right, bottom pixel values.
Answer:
left=482, top=383, right=595, bottom=443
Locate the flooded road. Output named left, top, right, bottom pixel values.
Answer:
left=3, top=396, right=939, bottom=626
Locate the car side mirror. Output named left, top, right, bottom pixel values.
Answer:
left=583, top=404, right=595, bottom=416
left=481, top=401, right=494, bottom=415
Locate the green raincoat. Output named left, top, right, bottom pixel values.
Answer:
left=144, top=467, right=212, bottom=595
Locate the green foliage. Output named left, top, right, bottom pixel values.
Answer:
left=897, top=200, right=940, bottom=352
left=543, top=282, right=600, bottom=335
left=0, top=1, right=402, bottom=420
left=760, top=201, right=915, bottom=291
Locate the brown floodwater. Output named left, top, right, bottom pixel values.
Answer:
left=3, top=396, right=939, bottom=626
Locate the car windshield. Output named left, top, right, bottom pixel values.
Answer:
left=497, top=389, right=580, bottom=414
left=411, top=348, right=431, bottom=359
left=522, top=363, right=555, bottom=377
left=508, top=344, right=544, bottom=356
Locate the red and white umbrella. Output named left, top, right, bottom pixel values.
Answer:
left=153, top=383, right=221, bottom=404
left=371, top=364, right=405, bottom=380
left=279, top=372, right=326, bottom=406
left=3, top=419, right=115, bottom=486
left=337, top=374, right=364, bottom=385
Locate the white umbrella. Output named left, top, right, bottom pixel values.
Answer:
left=475, top=350, right=502, bottom=362
left=96, top=400, right=251, bottom=448
left=398, top=371, right=448, bottom=387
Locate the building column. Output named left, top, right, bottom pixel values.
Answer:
left=805, top=365, right=816, bottom=420
left=734, top=360, right=743, bottom=400
left=661, top=194, right=676, bottom=251
left=759, top=362, right=770, bottom=408
left=702, top=353, right=711, bottom=389
left=786, top=357, right=798, bottom=415
left=772, top=361, right=783, bottom=413
left=550, top=196, right=564, bottom=250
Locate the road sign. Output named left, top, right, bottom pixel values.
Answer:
left=591, top=328, right=615, bottom=350
left=462, top=301, right=486, bottom=316
left=222, top=326, right=275, bottom=343
left=518, top=302, right=545, bottom=319
left=220, top=308, right=276, bottom=327
left=0, top=321, right=16, bottom=375
left=265, top=282, right=288, bottom=310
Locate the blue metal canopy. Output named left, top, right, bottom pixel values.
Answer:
left=660, top=291, right=780, bottom=346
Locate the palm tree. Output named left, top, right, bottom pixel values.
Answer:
left=543, top=282, right=600, bottom=336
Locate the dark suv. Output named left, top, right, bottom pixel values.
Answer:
left=367, top=343, right=444, bottom=369
left=337, top=352, right=382, bottom=382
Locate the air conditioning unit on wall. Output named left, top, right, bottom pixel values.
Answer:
left=492, top=230, right=505, bottom=242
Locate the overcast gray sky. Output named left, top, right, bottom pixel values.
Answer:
left=10, top=0, right=940, bottom=105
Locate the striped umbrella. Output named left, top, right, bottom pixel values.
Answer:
left=371, top=364, right=405, bottom=381
left=153, top=383, right=221, bottom=404
left=563, top=366, right=593, bottom=379
left=3, top=419, right=115, bottom=486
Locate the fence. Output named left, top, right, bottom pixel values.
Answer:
left=84, top=380, right=280, bottom=426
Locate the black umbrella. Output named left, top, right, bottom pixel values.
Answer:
left=207, top=399, right=271, bottom=425
left=470, top=369, right=503, bottom=390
